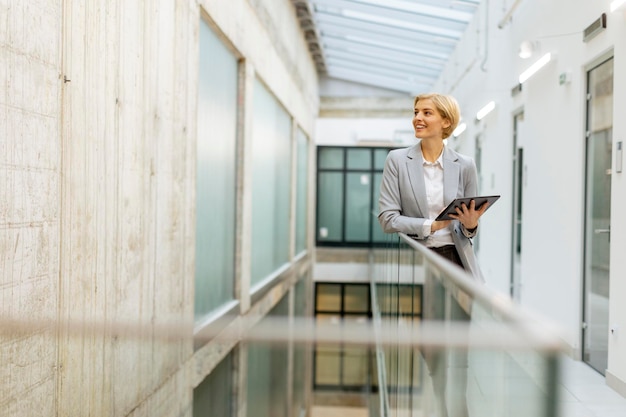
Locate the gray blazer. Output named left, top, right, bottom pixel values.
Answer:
left=378, top=143, right=484, bottom=281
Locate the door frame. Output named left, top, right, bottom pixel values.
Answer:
left=581, top=49, right=614, bottom=373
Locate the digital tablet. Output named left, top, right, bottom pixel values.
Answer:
left=435, top=195, right=500, bottom=221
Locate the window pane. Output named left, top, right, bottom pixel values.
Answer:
left=193, top=352, right=233, bottom=417
left=316, top=284, right=342, bottom=311
left=195, top=19, right=236, bottom=319
left=374, top=148, right=390, bottom=170
left=345, top=173, right=371, bottom=242
left=347, top=148, right=371, bottom=169
left=344, top=285, right=369, bottom=313
left=315, top=345, right=341, bottom=385
left=251, top=79, right=292, bottom=286
left=318, top=147, right=344, bottom=169
left=372, top=172, right=387, bottom=243
left=398, top=285, right=420, bottom=316
left=295, top=129, right=309, bottom=254
left=247, top=295, right=289, bottom=417
left=342, top=316, right=370, bottom=386
left=293, top=279, right=307, bottom=417
left=317, top=172, right=344, bottom=242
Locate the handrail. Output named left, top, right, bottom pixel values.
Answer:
left=396, top=232, right=565, bottom=349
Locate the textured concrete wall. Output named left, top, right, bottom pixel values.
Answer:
left=1, top=0, right=63, bottom=414
left=56, top=0, right=197, bottom=415
left=1, top=0, right=317, bottom=416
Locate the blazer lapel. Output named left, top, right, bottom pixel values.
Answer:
left=442, top=146, right=460, bottom=205
left=406, top=145, right=429, bottom=216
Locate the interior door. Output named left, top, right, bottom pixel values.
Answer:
left=582, top=57, right=613, bottom=375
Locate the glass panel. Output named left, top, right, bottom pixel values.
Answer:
left=315, top=345, right=341, bottom=385
left=345, top=173, right=371, bottom=241
left=343, top=345, right=369, bottom=386
left=372, top=172, right=387, bottom=244
left=317, top=172, right=344, bottom=241
left=584, top=57, right=613, bottom=375
left=251, top=79, right=292, bottom=286
left=247, top=295, right=289, bottom=417
left=342, top=315, right=370, bottom=386
left=396, top=285, right=421, bottom=316
left=193, top=352, right=233, bottom=417
left=316, top=284, right=342, bottom=311
left=370, top=233, right=561, bottom=417
left=374, top=148, right=390, bottom=170
left=314, top=313, right=342, bottom=386
left=195, top=20, right=237, bottom=319
left=318, top=147, right=344, bottom=169
left=293, top=279, right=307, bottom=417
left=344, top=285, right=369, bottom=313
left=347, top=148, right=371, bottom=169
left=295, top=129, right=309, bottom=255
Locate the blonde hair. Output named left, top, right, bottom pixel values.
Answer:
left=413, top=93, right=460, bottom=139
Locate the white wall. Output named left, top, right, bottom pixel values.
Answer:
left=432, top=0, right=626, bottom=393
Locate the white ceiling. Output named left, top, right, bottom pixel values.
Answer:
left=294, top=0, right=482, bottom=94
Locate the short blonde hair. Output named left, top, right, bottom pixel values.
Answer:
left=413, top=93, right=460, bottom=139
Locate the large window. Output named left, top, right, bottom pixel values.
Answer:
left=313, top=282, right=422, bottom=391
left=195, top=19, right=237, bottom=320
left=316, top=146, right=395, bottom=247
left=250, top=80, right=292, bottom=287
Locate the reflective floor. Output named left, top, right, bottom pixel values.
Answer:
left=559, top=355, right=626, bottom=417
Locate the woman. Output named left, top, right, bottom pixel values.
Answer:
left=378, top=93, right=486, bottom=417
left=378, top=92, right=488, bottom=279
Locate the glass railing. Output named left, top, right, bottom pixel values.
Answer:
left=369, top=232, right=564, bottom=417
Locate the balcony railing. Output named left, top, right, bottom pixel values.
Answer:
left=369, top=232, right=565, bottom=417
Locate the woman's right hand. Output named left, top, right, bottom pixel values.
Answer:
left=431, top=220, right=452, bottom=232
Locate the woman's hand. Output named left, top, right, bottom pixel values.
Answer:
left=431, top=219, right=452, bottom=232
left=449, top=199, right=489, bottom=229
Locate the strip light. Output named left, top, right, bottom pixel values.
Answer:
left=453, top=122, right=467, bottom=137
left=611, top=0, right=626, bottom=12
left=519, top=53, right=552, bottom=84
left=476, top=101, right=495, bottom=121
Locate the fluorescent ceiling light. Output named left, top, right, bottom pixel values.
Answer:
left=476, top=101, right=495, bottom=121
left=453, top=122, right=467, bottom=137
left=611, top=0, right=626, bottom=11
left=518, top=53, right=552, bottom=84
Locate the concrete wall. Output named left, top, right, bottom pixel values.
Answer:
left=1, top=0, right=318, bottom=416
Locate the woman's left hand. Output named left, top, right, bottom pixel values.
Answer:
left=449, top=199, right=489, bottom=229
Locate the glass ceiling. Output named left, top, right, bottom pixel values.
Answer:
left=298, top=0, right=482, bottom=94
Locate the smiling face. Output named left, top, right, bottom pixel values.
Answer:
left=412, top=98, right=451, bottom=141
